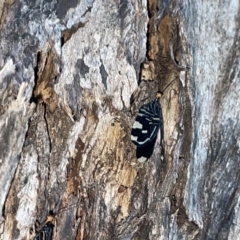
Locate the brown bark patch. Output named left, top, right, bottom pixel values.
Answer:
left=0, top=0, right=15, bottom=30
left=158, top=15, right=172, bottom=56
left=32, top=51, right=58, bottom=112
left=62, top=22, right=87, bottom=45
left=67, top=137, right=85, bottom=196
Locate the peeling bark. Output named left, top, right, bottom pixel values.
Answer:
left=0, top=0, right=239, bottom=240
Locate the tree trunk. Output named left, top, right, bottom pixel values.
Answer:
left=0, top=0, right=239, bottom=239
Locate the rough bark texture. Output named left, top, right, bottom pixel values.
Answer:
left=0, top=0, right=239, bottom=240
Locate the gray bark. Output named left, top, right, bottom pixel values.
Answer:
left=0, top=0, right=239, bottom=239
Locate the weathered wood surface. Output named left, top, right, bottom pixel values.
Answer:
left=0, top=0, right=239, bottom=239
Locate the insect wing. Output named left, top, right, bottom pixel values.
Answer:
left=136, top=119, right=164, bottom=162
left=131, top=99, right=161, bottom=147
left=33, top=222, right=54, bottom=240
left=136, top=135, right=157, bottom=162
left=42, top=223, right=53, bottom=240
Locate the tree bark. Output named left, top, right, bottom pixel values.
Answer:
left=0, top=0, right=239, bottom=239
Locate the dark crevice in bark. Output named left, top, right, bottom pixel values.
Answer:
left=100, top=59, right=108, bottom=90
left=43, top=103, right=52, bottom=154
left=120, top=86, right=127, bottom=110
left=30, top=51, right=42, bottom=104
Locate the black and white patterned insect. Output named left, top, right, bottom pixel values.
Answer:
left=29, top=201, right=81, bottom=240
left=30, top=211, right=54, bottom=240
left=131, top=93, right=164, bottom=162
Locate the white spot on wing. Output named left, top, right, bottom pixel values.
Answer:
left=138, top=156, right=147, bottom=162
left=131, top=135, right=138, bottom=141
left=136, top=126, right=157, bottom=146
left=132, top=121, right=143, bottom=129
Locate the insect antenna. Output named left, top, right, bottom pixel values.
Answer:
left=53, top=200, right=81, bottom=216
left=158, top=79, right=177, bottom=96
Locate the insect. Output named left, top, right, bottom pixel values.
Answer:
left=131, top=92, right=164, bottom=162
left=29, top=211, right=54, bottom=240
left=29, top=201, right=81, bottom=240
